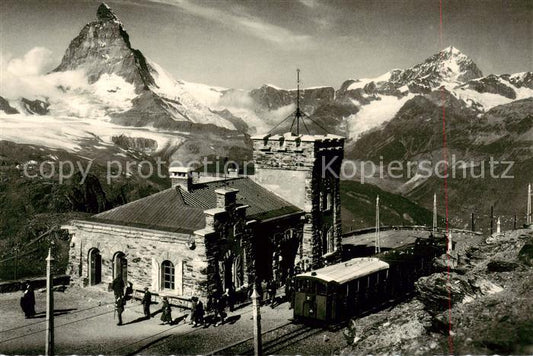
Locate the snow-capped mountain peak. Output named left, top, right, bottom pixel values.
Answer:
left=45, top=3, right=238, bottom=130
left=395, top=46, right=483, bottom=88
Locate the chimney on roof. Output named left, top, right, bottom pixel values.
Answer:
left=215, top=188, right=238, bottom=210
left=170, top=166, right=194, bottom=192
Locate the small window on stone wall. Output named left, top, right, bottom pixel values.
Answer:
left=162, top=260, right=175, bottom=290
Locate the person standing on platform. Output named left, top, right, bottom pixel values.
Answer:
left=267, top=280, right=277, bottom=308
left=141, top=287, right=151, bottom=319
left=112, top=276, right=125, bottom=299
left=214, top=293, right=226, bottom=327
left=160, top=297, right=172, bottom=325
left=20, top=282, right=36, bottom=318
left=285, top=277, right=294, bottom=309
left=195, top=299, right=205, bottom=327
left=189, top=297, right=198, bottom=325
left=223, top=288, right=235, bottom=312
left=115, top=295, right=125, bottom=326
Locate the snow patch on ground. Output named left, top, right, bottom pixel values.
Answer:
left=178, top=80, right=226, bottom=107
left=454, top=88, right=514, bottom=110
left=0, top=114, right=185, bottom=152
left=347, top=94, right=414, bottom=140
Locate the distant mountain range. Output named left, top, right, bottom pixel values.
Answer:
left=1, top=2, right=531, bottom=228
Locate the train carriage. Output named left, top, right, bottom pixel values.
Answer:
left=293, top=258, right=389, bottom=323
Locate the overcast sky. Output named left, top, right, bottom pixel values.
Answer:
left=1, top=0, right=531, bottom=89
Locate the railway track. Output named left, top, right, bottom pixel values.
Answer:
left=208, top=322, right=321, bottom=355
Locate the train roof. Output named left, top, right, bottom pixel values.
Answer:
left=295, top=258, right=389, bottom=284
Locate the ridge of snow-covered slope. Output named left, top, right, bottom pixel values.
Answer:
left=0, top=113, right=185, bottom=152
left=347, top=71, right=395, bottom=91
left=148, top=61, right=236, bottom=130
left=450, top=73, right=533, bottom=111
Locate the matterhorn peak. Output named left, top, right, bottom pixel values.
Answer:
left=53, top=2, right=155, bottom=89
left=96, top=3, right=118, bottom=22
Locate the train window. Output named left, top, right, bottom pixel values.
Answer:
left=349, top=279, right=359, bottom=293
left=301, top=279, right=315, bottom=293
left=295, top=279, right=302, bottom=292
left=317, top=282, right=327, bottom=296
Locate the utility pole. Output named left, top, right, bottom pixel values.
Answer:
left=14, top=246, right=19, bottom=280
left=526, top=183, right=531, bottom=226
left=45, top=248, right=54, bottom=356
left=433, top=193, right=437, bottom=234
left=514, top=214, right=517, bottom=230
left=296, top=69, right=301, bottom=136
left=251, top=285, right=262, bottom=356
left=471, top=212, right=475, bottom=232
left=375, top=195, right=381, bottom=254
left=490, top=205, right=494, bottom=235
left=447, top=230, right=453, bottom=253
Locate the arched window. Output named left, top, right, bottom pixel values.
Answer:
left=88, top=248, right=102, bottom=285
left=327, top=227, right=335, bottom=253
left=113, top=251, right=127, bottom=284
left=161, top=260, right=175, bottom=290
left=322, top=227, right=335, bottom=255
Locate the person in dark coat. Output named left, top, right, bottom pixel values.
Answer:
left=195, top=299, right=205, bottom=327
left=112, top=276, right=125, bottom=299
left=160, top=297, right=172, bottom=325
left=285, top=277, right=294, bottom=309
left=141, top=287, right=151, bottom=319
left=20, top=282, right=36, bottom=318
left=223, top=288, right=235, bottom=312
left=115, top=296, right=125, bottom=326
left=189, top=297, right=198, bottom=325
left=214, top=294, right=226, bottom=327
left=125, top=282, right=133, bottom=301
left=267, top=280, right=277, bottom=308
left=205, top=296, right=214, bottom=326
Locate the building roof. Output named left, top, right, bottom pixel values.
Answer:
left=296, top=258, right=389, bottom=284
left=88, top=177, right=302, bottom=234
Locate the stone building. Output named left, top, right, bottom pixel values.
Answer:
left=65, top=131, right=344, bottom=302
left=251, top=132, right=345, bottom=269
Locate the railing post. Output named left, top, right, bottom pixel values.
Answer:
left=46, top=248, right=54, bottom=356
left=251, top=285, right=262, bottom=356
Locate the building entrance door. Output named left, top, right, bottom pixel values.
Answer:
left=89, top=249, right=102, bottom=285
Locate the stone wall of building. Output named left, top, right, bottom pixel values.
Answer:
left=66, top=221, right=207, bottom=298
left=193, top=188, right=252, bottom=298
left=251, top=133, right=344, bottom=269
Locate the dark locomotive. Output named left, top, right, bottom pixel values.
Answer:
left=293, top=236, right=446, bottom=323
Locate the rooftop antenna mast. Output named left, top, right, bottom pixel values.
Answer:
left=268, top=69, right=330, bottom=136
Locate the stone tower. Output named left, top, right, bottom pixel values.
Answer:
left=251, top=132, right=344, bottom=269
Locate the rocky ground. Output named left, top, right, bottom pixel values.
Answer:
left=339, top=228, right=533, bottom=355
